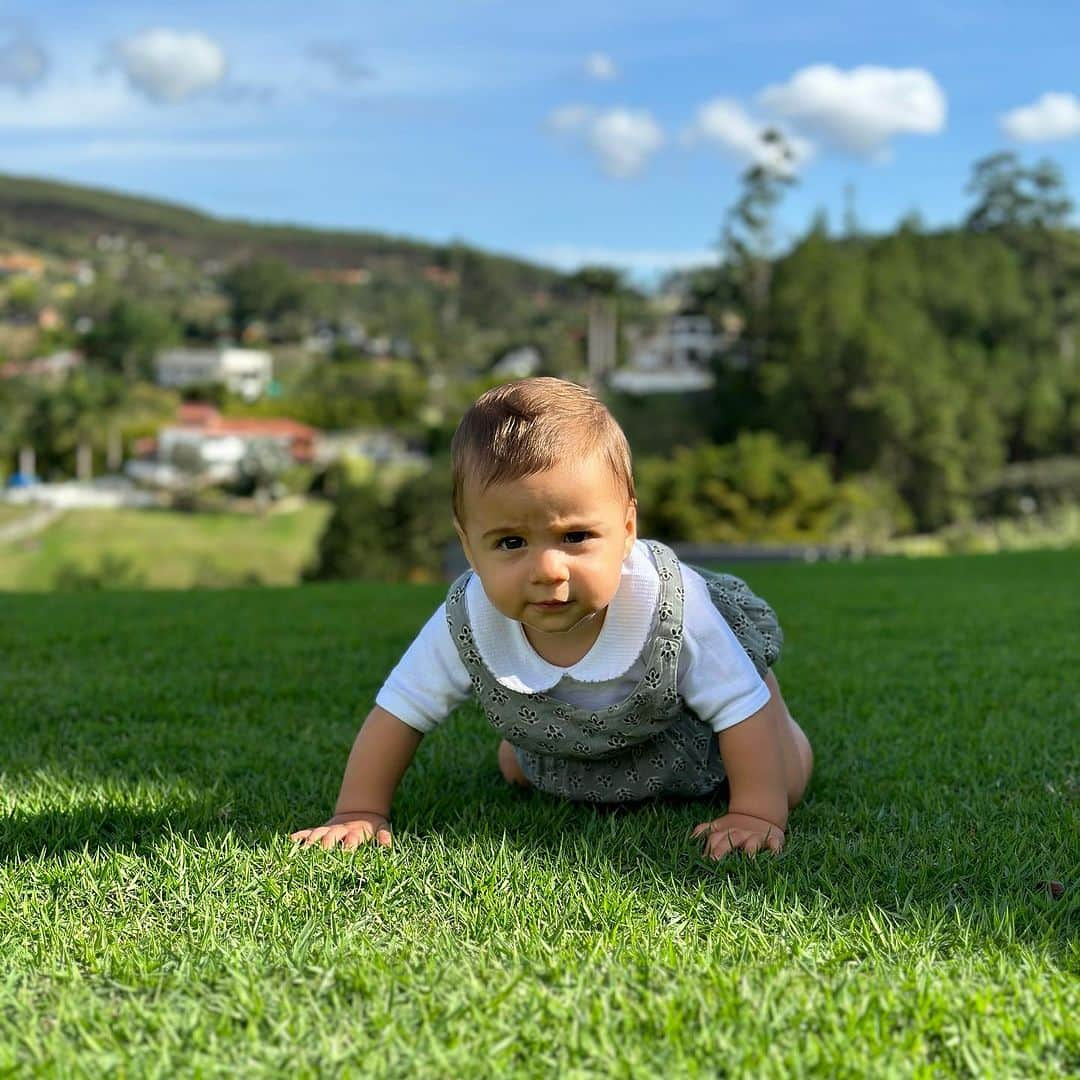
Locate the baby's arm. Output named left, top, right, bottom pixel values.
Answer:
left=291, top=599, right=471, bottom=850
left=290, top=706, right=423, bottom=849
left=693, top=672, right=811, bottom=860
left=695, top=692, right=789, bottom=856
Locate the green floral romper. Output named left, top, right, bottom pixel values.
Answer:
left=444, top=540, right=782, bottom=804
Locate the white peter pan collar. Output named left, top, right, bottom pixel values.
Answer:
left=465, top=539, right=660, bottom=693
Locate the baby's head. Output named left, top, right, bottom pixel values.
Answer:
left=450, top=378, right=637, bottom=640
left=451, top=377, right=635, bottom=522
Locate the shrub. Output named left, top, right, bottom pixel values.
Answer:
left=636, top=432, right=911, bottom=545
left=305, top=459, right=455, bottom=583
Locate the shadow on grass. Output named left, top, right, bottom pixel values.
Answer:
left=3, top=723, right=1073, bottom=965
left=1, top=566, right=1075, bottom=957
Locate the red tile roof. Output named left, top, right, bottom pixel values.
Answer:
left=175, top=403, right=319, bottom=439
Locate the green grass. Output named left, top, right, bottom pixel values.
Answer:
left=1, top=550, right=1077, bottom=1076
left=0, top=502, right=331, bottom=591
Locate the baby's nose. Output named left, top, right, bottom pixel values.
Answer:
left=532, top=548, right=569, bottom=582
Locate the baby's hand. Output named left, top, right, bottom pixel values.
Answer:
left=289, top=811, right=392, bottom=850
left=691, top=812, right=784, bottom=861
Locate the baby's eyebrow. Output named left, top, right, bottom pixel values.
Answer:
left=482, top=525, right=522, bottom=540
left=481, top=520, right=602, bottom=540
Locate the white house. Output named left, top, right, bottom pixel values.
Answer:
left=313, top=429, right=428, bottom=469
left=609, top=315, right=720, bottom=395
left=491, top=345, right=543, bottom=380
left=154, top=346, right=273, bottom=400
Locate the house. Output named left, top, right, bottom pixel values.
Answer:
left=608, top=315, right=720, bottom=395
left=37, top=306, right=62, bottom=331
left=491, top=345, right=543, bottom=380
left=0, top=252, right=44, bottom=278
left=154, top=346, right=273, bottom=400
left=134, top=404, right=319, bottom=485
left=0, top=350, right=83, bottom=383
left=313, top=428, right=429, bottom=470
left=422, top=266, right=459, bottom=289
left=308, top=267, right=372, bottom=286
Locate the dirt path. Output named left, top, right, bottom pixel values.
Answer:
left=0, top=508, right=63, bottom=544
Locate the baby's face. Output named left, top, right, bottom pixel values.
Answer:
left=454, top=455, right=636, bottom=656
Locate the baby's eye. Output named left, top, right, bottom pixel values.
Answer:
left=495, top=536, right=525, bottom=551
left=564, top=531, right=592, bottom=545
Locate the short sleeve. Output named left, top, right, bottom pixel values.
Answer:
left=375, top=602, right=473, bottom=733
left=677, top=565, right=771, bottom=732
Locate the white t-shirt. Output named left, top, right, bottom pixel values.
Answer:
left=376, top=539, right=771, bottom=735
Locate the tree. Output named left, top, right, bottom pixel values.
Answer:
left=719, top=128, right=798, bottom=359
left=635, top=433, right=911, bottom=545
left=220, top=257, right=309, bottom=337
left=306, top=460, right=456, bottom=582
left=83, top=297, right=177, bottom=381
left=964, top=152, right=1073, bottom=234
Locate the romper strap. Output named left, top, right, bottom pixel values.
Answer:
left=444, top=570, right=477, bottom=667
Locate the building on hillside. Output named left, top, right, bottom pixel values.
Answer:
left=608, top=315, right=720, bottom=395
left=0, top=252, right=44, bottom=278
left=37, top=306, right=62, bottom=331
left=130, top=404, right=319, bottom=486
left=313, top=428, right=429, bottom=469
left=0, top=350, right=83, bottom=384
left=308, top=267, right=372, bottom=286
left=154, top=346, right=273, bottom=400
left=491, top=345, right=543, bottom=379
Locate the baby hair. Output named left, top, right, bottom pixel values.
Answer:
left=450, top=377, right=635, bottom=521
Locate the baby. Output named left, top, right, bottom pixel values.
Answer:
left=292, top=378, right=813, bottom=860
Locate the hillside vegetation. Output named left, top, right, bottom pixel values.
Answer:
left=0, top=172, right=562, bottom=287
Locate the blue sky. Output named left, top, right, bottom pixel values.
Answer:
left=2, top=1, right=1078, bottom=281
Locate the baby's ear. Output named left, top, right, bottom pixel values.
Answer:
left=623, top=500, right=638, bottom=558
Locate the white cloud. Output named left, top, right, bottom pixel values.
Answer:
left=683, top=98, right=813, bottom=175
left=1001, top=92, right=1080, bottom=142
left=548, top=103, right=594, bottom=134
left=547, top=104, right=664, bottom=178
left=584, top=51, right=617, bottom=81
left=75, top=138, right=293, bottom=161
left=0, top=29, right=48, bottom=92
left=0, top=79, right=136, bottom=129
left=758, top=64, right=946, bottom=160
left=108, top=29, right=227, bottom=104
left=0, top=137, right=300, bottom=175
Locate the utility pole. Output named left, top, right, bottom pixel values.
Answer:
left=587, top=294, right=617, bottom=386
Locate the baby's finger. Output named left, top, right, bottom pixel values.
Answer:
left=704, top=829, right=738, bottom=861
left=341, top=823, right=388, bottom=851
left=298, top=826, right=331, bottom=848
left=340, top=828, right=370, bottom=851
left=764, top=830, right=784, bottom=856
left=375, top=825, right=393, bottom=848
left=741, top=834, right=763, bottom=858
left=319, top=825, right=354, bottom=849
left=289, top=828, right=313, bottom=843
left=691, top=819, right=721, bottom=839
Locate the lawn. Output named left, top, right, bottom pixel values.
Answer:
left=0, top=503, right=38, bottom=527
left=0, top=501, right=332, bottom=591
left=1, top=550, right=1076, bottom=1076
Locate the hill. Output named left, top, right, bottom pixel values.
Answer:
left=0, top=171, right=565, bottom=289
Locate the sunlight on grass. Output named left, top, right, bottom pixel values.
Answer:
left=0, top=502, right=331, bottom=590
